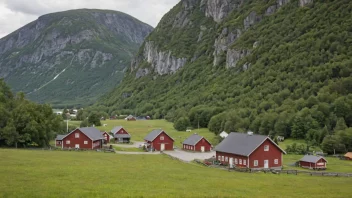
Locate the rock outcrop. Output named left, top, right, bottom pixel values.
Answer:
left=213, top=28, right=242, bottom=66
left=200, top=0, right=243, bottom=23
left=226, top=49, right=251, bottom=68
left=299, top=0, right=313, bottom=7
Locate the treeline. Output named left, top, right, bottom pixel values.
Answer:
left=0, top=79, right=64, bottom=148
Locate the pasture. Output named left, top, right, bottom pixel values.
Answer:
left=0, top=149, right=351, bottom=198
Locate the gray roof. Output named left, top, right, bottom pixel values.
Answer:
left=214, top=132, right=285, bottom=156
left=111, top=126, right=123, bottom=134
left=114, top=134, right=131, bottom=138
left=183, top=134, right=210, bottom=146
left=79, top=127, right=104, bottom=141
left=144, top=129, right=174, bottom=142
left=300, top=155, right=327, bottom=163
left=56, top=135, right=65, bottom=141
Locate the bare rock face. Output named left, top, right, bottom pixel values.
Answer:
left=136, top=68, right=150, bottom=79
left=266, top=0, right=291, bottom=15
left=244, top=11, right=263, bottom=30
left=200, top=0, right=243, bottom=23
left=226, top=49, right=251, bottom=68
left=299, top=0, right=313, bottom=7
left=213, top=28, right=242, bottom=66
left=137, top=41, right=187, bottom=76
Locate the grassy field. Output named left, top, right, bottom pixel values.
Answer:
left=1, top=149, right=351, bottom=198
left=112, top=145, right=143, bottom=152
left=69, top=119, right=218, bottom=148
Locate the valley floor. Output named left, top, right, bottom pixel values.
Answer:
left=0, top=149, right=351, bottom=198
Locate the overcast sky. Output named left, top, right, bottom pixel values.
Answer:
left=0, top=0, right=180, bottom=38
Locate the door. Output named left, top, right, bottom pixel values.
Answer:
left=264, top=160, right=269, bottom=169
left=160, top=143, right=165, bottom=151
left=229, top=158, right=234, bottom=168
left=75, top=144, right=80, bottom=149
left=201, top=146, right=205, bottom=152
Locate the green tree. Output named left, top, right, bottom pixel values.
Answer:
left=334, top=117, right=347, bottom=132
left=88, top=113, right=101, bottom=126
left=174, top=117, right=191, bottom=131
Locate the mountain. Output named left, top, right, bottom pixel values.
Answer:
left=94, top=0, right=352, bottom=149
left=0, top=9, right=153, bottom=107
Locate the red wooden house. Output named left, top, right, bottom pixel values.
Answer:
left=344, top=152, right=352, bottom=160
left=101, top=131, right=113, bottom=144
left=299, top=155, right=327, bottom=170
left=125, top=115, right=136, bottom=121
left=215, top=132, right=286, bottom=169
left=111, top=126, right=131, bottom=143
left=144, top=129, right=174, bottom=151
left=183, top=134, right=212, bottom=152
left=55, top=127, right=104, bottom=149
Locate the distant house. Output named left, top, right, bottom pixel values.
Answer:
left=277, top=136, right=285, bottom=142
left=299, top=155, right=327, bottom=170
left=215, top=132, right=286, bottom=169
left=144, top=129, right=174, bottom=151
left=125, top=115, right=136, bottom=121
left=101, top=131, right=113, bottom=144
left=182, top=134, right=212, bottom=152
left=111, top=126, right=131, bottom=143
left=219, top=131, right=228, bottom=138
left=344, top=152, right=352, bottom=160
left=55, top=127, right=104, bottom=149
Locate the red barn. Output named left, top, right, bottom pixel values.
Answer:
left=55, top=127, right=104, bottom=149
left=125, top=115, right=136, bottom=121
left=299, top=155, right=327, bottom=170
left=101, top=131, right=113, bottom=144
left=144, top=129, right=174, bottom=151
left=344, top=152, right=352, bottom=160
left=111, top=126, right=131, bottom=143
left=183, top=134, right=212, bottom=152
left=215, top=132, right=286, bottom=169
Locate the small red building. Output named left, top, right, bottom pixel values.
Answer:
left=101, top=131, right=113, bottom=144
left=299, top=155, right=327, bottom=170
left=215, top=132, right=286, bottom=169
left=344, top=152, right=352, bottom=160
left=111, top=126, right=131, bottom=143
left=125, top=115, right=136, bottom=121
left=183, top=134, right=212, bottom=152
left=55, top=127, right=104, bottom=149
left=144, top=129, right=174, bottom=151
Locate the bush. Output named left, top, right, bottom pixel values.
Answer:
left=174, top=117, right=191, bottom=131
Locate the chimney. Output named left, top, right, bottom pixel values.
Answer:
left=247, top=131, right=253, bottom=136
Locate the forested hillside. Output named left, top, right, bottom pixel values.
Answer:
left=92, top=0, right=352, bottom=153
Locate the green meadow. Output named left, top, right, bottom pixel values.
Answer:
left=0, top=149, right=351, bottom=198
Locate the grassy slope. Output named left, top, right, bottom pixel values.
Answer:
left=0, top=149, right=351, bottom=198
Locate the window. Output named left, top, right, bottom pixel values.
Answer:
left=57, top=141, right=61, bottom=145
left=239, top=159, right=242, bottom=165
left=75, top=133, right=79, bottom=138
left=218, top=155, right=221, bottom=160
left=221, top=156, right=224, bottom=161
left=264, top=145, right=269, bottom=151
left=225, top=157, right=228, bottom=162
left=274, top=159, right=278, bottom=164
left=243, top=160, right=247, bottom=166
left=235, top=158, right=238, bottom=164
left=84, top=141, right=88, bottom=145
left=66, top=140, right=70, bottom=144
left=254, top=160, right=258, bottom=166
left=160, top=136, right=164, bottom=140
left=184, top=145, right=185, bottom=149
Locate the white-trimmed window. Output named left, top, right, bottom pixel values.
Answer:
left=84, top=141, right=88, bottom=145
left=75, top=133, right=79, bottom=138
left=218, top=155, right=221, bottom=160
left=274, top=159, right=278, bottom=164
left=221, top=156, right=224, bottom=161
left=160, top=136, right=164, bottom=140
left=66, top=140, right=70, bottom=144
left=243, top=160, right=247, bottom=166
left=239, top=159, right=242, bottom=165
left=235, top=158, right=238, bottom=164
left=57, top=141, right=61, bottom=145
left=264, top=145, right=269, bottom=151
left=225, top=157, right=228, bottom=162
left=254, top=160, right=258, bottom=166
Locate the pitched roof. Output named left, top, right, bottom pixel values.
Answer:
left=214, top=132, right=286, bottom=156
left=79, top=127, right=105, bottom=141
left=114, top=134, right=131, bottom=138
left=183, top=134, right=211, bottom=146
left=55, top=135, right=65, bottom=141
left=344, top=152, right=352, bottom=158
left=144, top=129, right=174, bottom=142
left=300, top=155, right=327, bottom=163
left=111, top=126, right=123, bottom=134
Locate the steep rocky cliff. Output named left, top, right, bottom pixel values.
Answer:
left=0, top=9, right=153, bottom=107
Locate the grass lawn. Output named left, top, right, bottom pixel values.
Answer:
left=69, top=119, right=218, bottom=148
left=112, top=145, right=143, bottom=152
left=0, top=149, right=351, bottom=198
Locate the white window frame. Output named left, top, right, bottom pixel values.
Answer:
left=160, top=136, right=164, bottom=140
left=239, top=159, right=242, bottom=165
left=218, top=155, right=221, bottom=160
left=66, top=140, right=70, bottom=144
left=225, top=157, right=228, bottom=162
left=235, top=158, right=238, bottom=164
left=274, top=159, right=278, bottom=164
left=221, top=156, right=224, bottom=161
left=264, top=145, right=269, bottom=151
left=243, top=160, right=247, bottom=166
left=75, top=133, right=79, bottom=138
left=254, top=160, right=258, bottom=166
left=84, top=141, right=88, bottom=145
